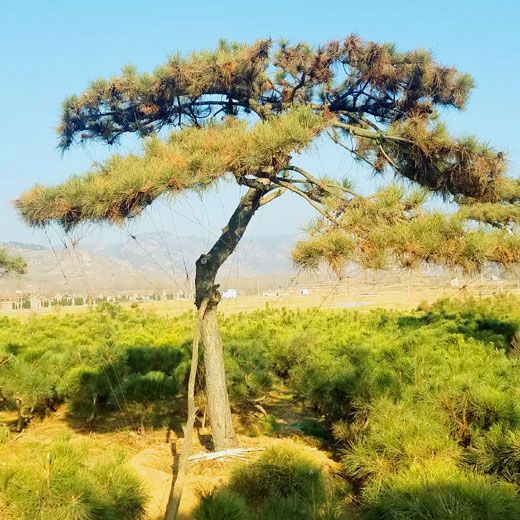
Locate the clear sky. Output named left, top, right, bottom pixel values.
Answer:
left=1, top=0, right=519, bottom=247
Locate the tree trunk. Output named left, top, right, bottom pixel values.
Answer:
left=194, top=187, right=266, bottom=451
left=164, top=186, right=273, bottom=519
left=199, top=300, right=235, bottom=449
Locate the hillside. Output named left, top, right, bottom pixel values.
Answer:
left=0, top=234, right=296, bottom=293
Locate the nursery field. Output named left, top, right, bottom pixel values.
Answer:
left=4, top=277, right=520, bottom=319
left=2, top=295, right=520, bottom=519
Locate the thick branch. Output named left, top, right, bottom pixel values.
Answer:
left=259, top=188, right=286, bottom=206
left=331, top=121, right=412, bottom=143
left=194, top=187, right=268, bottom=307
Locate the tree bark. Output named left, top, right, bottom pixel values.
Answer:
left=195, top=187, right=266, bottom=451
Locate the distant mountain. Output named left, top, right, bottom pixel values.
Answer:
left=6, top=241, right=47, bottom=251
left=100, top=232, right=295, bottom=277
left=0, top=234, right=298, bottom=294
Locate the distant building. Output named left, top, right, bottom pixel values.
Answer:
left=222, top=288, right=237, bottom=299
left=299, top=288, right=310, bottom=296
left=449, top=277, right=461, bottom=288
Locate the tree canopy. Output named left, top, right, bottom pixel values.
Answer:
left=15, top=36, right=520, bottom=273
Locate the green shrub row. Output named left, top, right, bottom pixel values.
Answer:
left=0, top=305, right=192, bottom=426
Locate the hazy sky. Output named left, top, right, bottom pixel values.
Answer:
left=1, top=0, right=519, bottom=248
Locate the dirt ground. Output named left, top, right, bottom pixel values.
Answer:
left=0, top=388, right=338, bottom=519
left=127, top=434, right=338, bottom=519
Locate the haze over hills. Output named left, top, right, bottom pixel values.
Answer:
left=0, top=233, right=298, bottom=294
left=3, top=233, right=512, bottom=297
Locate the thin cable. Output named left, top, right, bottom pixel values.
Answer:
left=44, top=228, right=70, bottom=294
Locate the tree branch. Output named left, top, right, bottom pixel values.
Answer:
left=259, top=187, right=286, bottom=206
left=331, top=121, right=411, bottom=143
left=285, top=165, right=361, bottom=198
left=273, top=179, right=341, bottom=225
left=325, top=130, right=379, bottom=172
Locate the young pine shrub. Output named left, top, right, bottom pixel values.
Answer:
left=465, top=424, right=520, bottom=484
left=440, top=385, right=520, bottom=445
left=291, top=340, right=404, bottom=423
left=341, top=399, right=460, bottom=489
left=0, top=437, right=147, bottom=519
left=228, top=445, right=326, bottom=508
left=225, top=350, right=275, bottom=402
left=193, top=445, right=347, bottom=520
left=59, top=363, right=108, bottom=419
left=232, top=446, right=336, bottom=519
left=192, top=488, right=252, bottom=520
left=0, top=356, right=59, bottom=430
left=360, top=460, right=520, bottom=520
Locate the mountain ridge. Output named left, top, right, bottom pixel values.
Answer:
left=0, top=233, right=299, bottom=293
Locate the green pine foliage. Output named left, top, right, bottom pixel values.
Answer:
left=16, top=107, right=323, bottom=229
left=292, top=184, right=520, bottom=272
left=193, top=489, right=252, bottom=520
left=229, top=446, right=326, bottom=505
left=193, top=446, right=343, bottom=520
left=0, top=247, right=26, bottom=277
left=15, top=36, right=520, bottom=275
left=0, top=436, right=146, bottom=519
left=361, top=460, right=520, bottom=520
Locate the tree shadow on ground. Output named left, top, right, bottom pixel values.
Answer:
left=234, top=386, right=335, bottom=449
left=396, top=311, right=518, bottom=350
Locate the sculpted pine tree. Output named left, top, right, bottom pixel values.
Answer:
left=16, top=38, right=520, bottom=454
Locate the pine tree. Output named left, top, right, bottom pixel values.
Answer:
left=15, top=37, right=520, bottom=453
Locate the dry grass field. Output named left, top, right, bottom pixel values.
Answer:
left=3, top=276, right=519, bottom=318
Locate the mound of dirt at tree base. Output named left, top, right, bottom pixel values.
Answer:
left=126, top=434, right=340, bottom=519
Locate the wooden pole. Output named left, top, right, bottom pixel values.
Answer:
left=164, top=297, right=209, bottom=520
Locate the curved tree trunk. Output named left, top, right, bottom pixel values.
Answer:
left=194, top=187, right=266, bottom=451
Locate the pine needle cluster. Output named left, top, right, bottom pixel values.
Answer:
left=292, top=185, right=520, bottom=273
left=0, top=247, right=26, bottom=277
left=16, top=108, right=323, bottom=228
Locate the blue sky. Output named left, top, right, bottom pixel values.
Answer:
left=1, top=0, right=519, bottom=247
